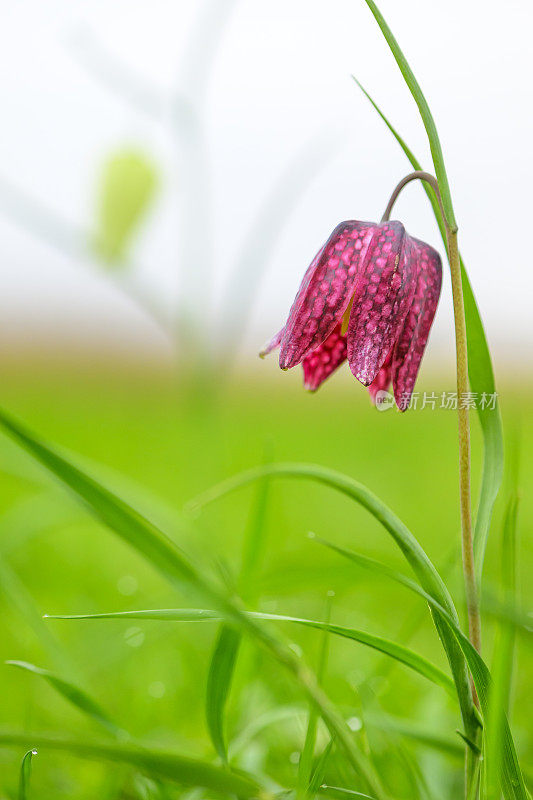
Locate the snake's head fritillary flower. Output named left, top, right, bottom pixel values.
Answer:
left=260, top=220, right=441, bottom=411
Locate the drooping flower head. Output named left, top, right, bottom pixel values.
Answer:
left=261, top=220, right=441, bottom=411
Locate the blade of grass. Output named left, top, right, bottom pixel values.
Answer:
left=319, top=787, right=377, bottom=800
left=361, top=0, right=456, bottom=227
left=5, top=660, right=123, bottom=738
left=484, top=493, right=520, bottom=799
left=19, top=748, right=37, bottom=800
left=206, top=471, right=271, bottom=762
left=316, top=543, right=528, bottom=800
left=0, top=410, right=387, bottom=799
left=206, top=626, right=241, bottom=762
left=351, top=75, right=503, bottom=585
left=0, top=733, right=263, bottom=798
left=46, top=608, right=455, bottom=695
left=188, top=462, right=475, bottom=737
left=309, top=738, right=335, bottom=797
left=298, top=596, right=333, bottom=798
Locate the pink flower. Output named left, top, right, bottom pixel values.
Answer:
left=260, top=220, right=441, bottom=411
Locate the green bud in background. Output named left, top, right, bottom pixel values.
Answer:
left=93, top=148, right=158, bottom=266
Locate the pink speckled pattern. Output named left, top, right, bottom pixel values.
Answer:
left=346, top=222, right=417, bottom=386
left=262, top=219, right=441, bottom=411
left=302, top=323, right=347, bottom=391
left=392, top=237, right=442, bottom=411
left=368, top=349, right=393, bottom=402
left=278, top=221, right=375, bottom=369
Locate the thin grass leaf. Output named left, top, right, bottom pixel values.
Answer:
left=485, top=494, right=520, bottom=799
left=319, top=787, right=377, bottom=800
left=361, top=0, right=456, bottom=228
left=46, top=608, right=455, bottom=695
left=206, top=626, right=241, bottom=762
left=19, top=748, right=37, bottom=800
left=351, top=76, right=503, bottom=585
left=0, top=410, right=387, bottom=799
left=317, top=543, right=528, bottom=800
left=456, top=731, right=481, bottom=758
left=206, top=472, right=271, bottom=762
left=298, top=596, right=333, bottom=798
left=0, top=733, right=263, bottom=798
left=467, top=757, right=482, bottom=800
left=309, top=739, right=335, bottom=797
left=6, top=660, right=122, bottom=737
left=188, top=462, right=475, bottom=736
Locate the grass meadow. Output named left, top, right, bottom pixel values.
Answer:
left=0, top=357, right=530, bottom=798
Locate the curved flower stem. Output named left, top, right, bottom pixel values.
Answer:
left=382, top=171, right=482, bottom=662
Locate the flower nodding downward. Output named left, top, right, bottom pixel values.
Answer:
left=261, top=219, right=441, bottom=411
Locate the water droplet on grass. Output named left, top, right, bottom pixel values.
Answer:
left=117, top=575, right=138, bottom=596
left=124, top=626, right=144, bottom=647
left=148, top=681, right=166, bottom=698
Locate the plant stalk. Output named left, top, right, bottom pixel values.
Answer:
left=382, top=171, right=481, bottom=659
left=446, top=228, right=481, bottom=657
left=383, top=172, right=482, bottom=797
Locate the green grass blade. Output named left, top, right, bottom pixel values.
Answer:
left=205, top=625, right=241, bottom=762
left=361, top=0, right=456, bottom=228
left=309, top=738, right=335, bottom=796
left=46, top=608, right=455, bottom=695
left=269, top=615, right=454, bottom=696
left=46, top=609, right=221, bottom=622
left=0, top=410, right=388, bottom=798
left=351, top=77, right=504, bottom=585
left=1, top=732, right=263, bottom=798
left=319, top=543, right=528, bottom=800
left=319, top=787, right=377, bottom=800
left=462, top=274, right=504, bottom=584
left=19, top=748, right=37, bottom=800
left=206, top=472, right=270, bottom=762
left=298, top=596, right=332, bottom=798
left=6, top=660, right=122, bottom=737
left=484, top=494, right=520, bottom=799
left=188, top=462, right=475, bottom=735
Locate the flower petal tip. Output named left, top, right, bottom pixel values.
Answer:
left=349, top=363, right=375, bottom=388
left=259, top=329, right=284, bottom=360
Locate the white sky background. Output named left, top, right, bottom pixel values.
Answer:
left=0, top=0, right=531, bottom=374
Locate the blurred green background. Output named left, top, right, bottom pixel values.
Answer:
left=0, top=358, right=530, bottom=797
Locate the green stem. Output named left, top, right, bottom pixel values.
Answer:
left=382, top=171, right=481, bottom=793
left=381, top=171, right=480, bottom=652
left=446, top=229, right=481, bottom=657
